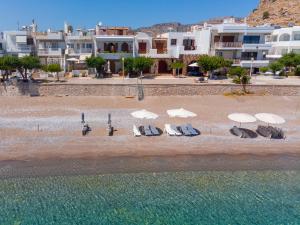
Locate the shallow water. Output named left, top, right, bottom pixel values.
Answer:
left=0, top=171, right=300, bottom=225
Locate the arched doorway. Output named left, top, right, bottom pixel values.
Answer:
left=158, top=60, right=169, bottom=74
left=121, top=42, right=129, bottom=52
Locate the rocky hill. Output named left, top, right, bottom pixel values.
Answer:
left=135, top=17, right=244, bottom=36
left=247, top=0, right=300, bottom=26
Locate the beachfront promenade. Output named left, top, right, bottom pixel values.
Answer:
left=2, top=76, right=300, bottom=97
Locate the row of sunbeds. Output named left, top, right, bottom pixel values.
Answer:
left=133, top=124, right=200, bottom=137
left=230, top=125, right=286, bottom=139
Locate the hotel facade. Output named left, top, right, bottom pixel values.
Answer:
left=1, top=19, right=299, bottom=75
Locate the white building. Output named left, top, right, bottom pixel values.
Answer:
left=0, top=32, right=4, bottom=57
left=209, top=18, right=274, bottom=72
left=35, top=31, right=66, bottom=68
left=3, top=30, right=35, bottom=57
left=65, top=30, right=94, bottom=71
left=266, top=26, right=300, bottom=60
left=94, top=26, right=136, bottom=74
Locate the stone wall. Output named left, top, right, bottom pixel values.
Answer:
left=1, top=82, right=300, bottom=97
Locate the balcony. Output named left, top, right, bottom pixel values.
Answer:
left=8, top=46, right=34, bottom=53
left=66, top=48, right=93, bottom=55
left=139, top=49, right=169, bottom=58
left=38, top=48, right=63, bottom=56
left=35, top=33, right=64, bottom=40
left=242, top=43, right=272, bottom=50
left=214, top=42, right=242, bottom=49
left=97, top=51, right=133, bottom=60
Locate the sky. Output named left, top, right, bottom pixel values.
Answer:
left=0, top=0, right=259, bottom=31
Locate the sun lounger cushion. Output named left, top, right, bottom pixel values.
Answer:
left=149, top=125, right=160, bottom=136
left=186, top=124, right=199, bottom=136
left=230, top=126, right=243, bottom=138
left=144, top=125, right=153, bottom=136
left=180, top=125, right=192, bottom=136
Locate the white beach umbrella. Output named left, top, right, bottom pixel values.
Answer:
left=188, top=62, right=199, bottom=67
left=67, top=58, right=79, bottom=62
left=131, top=109, right=159, bottom=120
left=167, top=108, right=197, bottom=118
left=255, top=113, right=285, bottom=125
left=228, top=113, right=257, bottom=127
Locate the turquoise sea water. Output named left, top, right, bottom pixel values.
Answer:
left=0, top=171, right=300, bottom=225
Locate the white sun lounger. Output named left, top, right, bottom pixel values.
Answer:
left=165, top=124, right=176, bottom=136
left=186, top=124, right=198, bottom=136
left=170, top=125, right=182, bottom=136
left=133, top=125, right=142, bottom=137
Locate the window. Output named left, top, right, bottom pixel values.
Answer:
left=293, top=33, right=300, bottom=41
left=82, top=43, right=85, bottom=49
left=241, top=52, right=258, bottom=60
left=86, top=43, right=92, bottom=49
left=243, top=36, right=260, bottom=44
left=271, top=35, right=278, bottom=42
left=171, top=39, right=177, bottom=46
left=0, top=43, right=2, bottom=50
left=69, top=44, right=74, bottom=49
left=77, top=43, right=80, bottom=49
left=279, top=33, right=291, bottom=42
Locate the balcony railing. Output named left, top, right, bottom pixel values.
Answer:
left=66, top=48, right=93, bottom=55
left=38, top=48, right=63, bottom=56
left=214, top=42, right=242, bottom=49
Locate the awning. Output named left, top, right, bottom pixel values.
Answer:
left=188, top=62, right=199, bottom=67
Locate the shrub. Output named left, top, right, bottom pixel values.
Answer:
left=263, top=11, right=270, bottom=20
left=260, top=67, right=269, bottom=73
left=295, top=67, right=300, bottom=76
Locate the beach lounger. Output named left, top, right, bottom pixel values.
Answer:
left=256, top=125, right=272, bottom=138
left=165, top=124, right=181, bottom=136
left=143, top=125, right=153, bottom=136
left=82, top=124, right=91, bottom=136
left=149, top=125, right=160, bottom=136
left=133, top=125, right=142, bottom=137
left=171, top=125, right=182, bottom=136
left=179, top=125, right=192, bottom=136
left=270, top=127, right=286, bottom=139
left=186, top=124, right=199, bottom=136
left=230, top=126, right=243, bottom=138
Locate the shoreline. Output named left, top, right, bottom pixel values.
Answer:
left=1, top=153, right=300, bottom=179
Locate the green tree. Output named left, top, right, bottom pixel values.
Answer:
left=86, top=56, right=106, bottom=78
left=170, top=61, right=184, bottom=77
left=269, top=62, right=284, bottom=75
left=19, top=56, right=40, bottom=80
left=133, top=57, right=154, bottom=77
left=295, top=67, right=300, bottom=76
left=279, top=53, right=300, bottom=71
left=124, top=57, right=135, bottom=77
left=260, top=67, right=269, bottom=74
left=0, top=56, right=21, bottom=80
left=46, top=64, right=62, bottom=81
left=228, top=67, right=251, bottom=93
left=197, top=55, right=227, bottom=79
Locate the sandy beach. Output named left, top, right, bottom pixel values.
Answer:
left=0, top=95, right=300, bottom=163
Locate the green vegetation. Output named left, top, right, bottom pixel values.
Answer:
left=269, top=61, right=284, bottom=75
left=43, top=64, right=62, bottom=81
left=263, top=11, right=270, bottom=20
left=85, top=56, right=106, bottom=78
left=228, top=67, right=251, bottom=93
left=0, top=55, right=40, bottom=81
left=170, top=61, right=184, bottom=77
left=197, top=55, right=231, bottom=78
left=133, top=57, right=154, bottom=77
left=124, top=57, right=154, bottom=77
left=260, top=67, right=269, bottom=73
